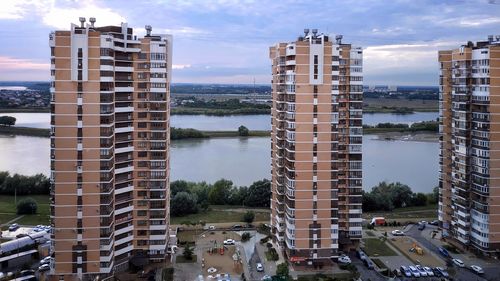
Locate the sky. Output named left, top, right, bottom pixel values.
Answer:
left=0, top=0, right=499, bottom=86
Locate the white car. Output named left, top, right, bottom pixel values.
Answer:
left=470, top=265, right=484, bottom=274
left=223, top=239, right=235, bottom=245
left=424, top=266, right=434, bottom=276
left=208, top=225, right=216, bottom=230
left=261, top=275, right=272, bottom=281
left=40, top=256, right=53, bottom=265
left=338, top=255, right=351, bottom=264
left=409, top=266, right=420, bottom=277
left=416, top=265, right=427, bottom=277
left=38, top=264, right=50, bottom=272
left=453, top=258, right=465, bottom=267
left=391, top=230, right=404, bottom=236
left=256, top=263, right=264, bottom=272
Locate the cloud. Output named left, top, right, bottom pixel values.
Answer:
left=0, top=56, right=49, bottom=70
left=0, top=0, right=36, bottom=19
left=41, top=1, right=126, bottom=29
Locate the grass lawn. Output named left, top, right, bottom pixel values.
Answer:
left=0, top=213, right=18, bottom=225
left=176, top=255, right=197, bottom=263
left=171, top=206, right=270, bottom=225
left=365, top=231, right=376, bottom=237
left=162, top=267, right=174, bottom=281
left=176, top=229, right=203, bottom=244
left=362, top=238, right=397, bottom=257
left=364, top=204, right=438, bottom=221
left=0, top=195, right=50, bottom=226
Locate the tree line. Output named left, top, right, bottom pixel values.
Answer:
left=363, top=121, right=438, bottom=132
left=362, top=181, right=438, bottom=212
left=0, top=171, right=50, bottom=195
left=170, top=179, right=271, bottom=217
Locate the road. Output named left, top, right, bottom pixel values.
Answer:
left=405, top=224, right=494, bottom=281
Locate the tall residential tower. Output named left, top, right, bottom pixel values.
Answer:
left=439, top=36, right=500, bottom=253
left=269, top=30, right=363, bottom=264
left=49, top=19, right=172, bottom=280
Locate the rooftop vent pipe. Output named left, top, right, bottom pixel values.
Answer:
left=79, top=17, right=86, bottom=28
left=145, top=25, right=152, bottom=36
left=89, top=17, right=96, bottom=28
left=336, top=35, right=343, bottom=44
left=304, top=29, right=310, bottom=36
left=312, top=29, right=318, bottom=36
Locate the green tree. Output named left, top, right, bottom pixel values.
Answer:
left=183, top=244, right=194, bottom=260
left=17, top=197, right=37, bottom=214
left=0, top=116, right=16, bottom=126
left=238, top=125, right=249, bottom=136
left=170, top=192, right=198, bottom=217
left=241, top=232, right=251, bottom=242
left=208, top=179, right=233, bottom=205
left=242, top=211, right=255, bottom=224
left=243, top=179, right=271, bottom=207
left=275, top=262, right=290, bottom=280
left=170, top=180, right=190, bottom=198
left=228, top=186, right=248, bottom=205
left=412, top=192, right=428, bottom=206
left=190, top=182, right=211, bottom=210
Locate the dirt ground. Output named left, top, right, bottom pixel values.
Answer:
left=198, top=231, right=244, bottom=279
left=389, top=236, right=445, bottom=267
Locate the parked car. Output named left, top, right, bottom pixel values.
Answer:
left=364, top=259, right=374, bottom=269
left=400, top=266, right=412, bottom=277
left=338, top=255, right=351, bottom=264
left=453, top=258, right=465, bottom=267
left=40, top=256, right=53, bottom=265
left=8, top=223, right=19, bottom=231
left=356, top=249, right=367, bottom=261
left=418, top=223, right=426, bottom=230
left=256, top=263, right=264, bottom=272
left=393, top=268, right=402, bottom=277
left=391, top=229, right=404, bottom=236
left=470, top=265, right=484, bottom=274
left=434, top=267, right=449, bottom=278
left=20, top=270, right=35, bottom=276
left=38, top=264, right=50, bottom=272
left=261, top=275, right=272, bottom=281
left=231, top=224, right=242, bottom=229
left=223, top=239, right=235, bottom=245
left=438, top=247, right=450, bottom=257
left=416, top=265, right=428, bottom=277
left=409, top=266, right=420, bottom=277
left=208, top=225, right=216, bottom=230
left=424, top=266, right=434, bottom=276
left=430, top=220, right=439, bottom=226
left=16, top=233, right=27, bottom=238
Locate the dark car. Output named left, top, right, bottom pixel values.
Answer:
left=434, top=267, right=449, bottom=278
left=231, top=224, right=242, bottom=229
left=363, top=259, right=374, bottom=269
left=438, top=247, right=450, bottom=258
left=418, top=223, right=426, bottom=230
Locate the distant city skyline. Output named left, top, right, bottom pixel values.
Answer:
left=0, top=0, right=499, bottom=85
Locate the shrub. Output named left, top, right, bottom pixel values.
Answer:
left=241, top=232, right=251, bottom=242
left=17, top=197, right=37, bottom=214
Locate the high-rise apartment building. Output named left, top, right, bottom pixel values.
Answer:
left=49, top=18, right=172, bottom=280
left=439, top=36, right=500, bottom=253
left=269, top=29, right=363, bottom=264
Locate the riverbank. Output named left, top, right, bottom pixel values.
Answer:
left=364, top=98, right=438, bottom=113
left=0, top=126, right=439, bottom=140
left=0, top=126, right=49, bottom=137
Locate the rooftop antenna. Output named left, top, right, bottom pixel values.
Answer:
left=145, top=25, right=152, bottom=36
left=79, top=17, right=86, bottom=28
left=336, top=35, right=343, bottom=44
left=89, top=17, right=96, bottom=28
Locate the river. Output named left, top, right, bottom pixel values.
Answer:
left=1, top=112, right=438, bottom=130
left=0, top=112, right=439, bottom=193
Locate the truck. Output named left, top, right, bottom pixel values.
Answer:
left=370, top=217, right=386, bottom=226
